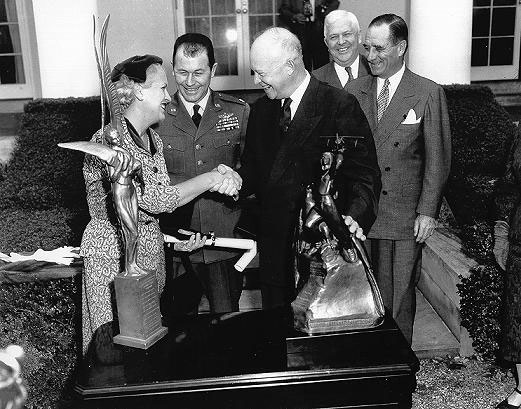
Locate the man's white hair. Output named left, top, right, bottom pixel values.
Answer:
left=324, top=10, right=360, bottom=36
left=254, top=26, right=302, bottom=60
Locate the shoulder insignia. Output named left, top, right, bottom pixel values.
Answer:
left=218, top=92, right=247, bottom=105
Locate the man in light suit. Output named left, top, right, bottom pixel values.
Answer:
left=240, top=27, right=381, bottom=309
left=158, top=33, right=249, bottom=314
left=346, top=14, right=451, bottom=344
left=312, top=10, right=370, bottom=89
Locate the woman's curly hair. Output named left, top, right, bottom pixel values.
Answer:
left=113, top=63, right=163, bottom=110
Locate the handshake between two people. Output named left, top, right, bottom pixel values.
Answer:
left=208, top=164, right=242, bottom=198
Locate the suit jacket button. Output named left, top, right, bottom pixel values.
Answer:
left=195, top=144, right=201, bottom=150
left=167, top=144, right=172, bottom=149
left=394, top=142, right=399, bottom=147
left=197, top=160, right=203, bottom=166
left=382, top=190, right=388, bottom=195
left=384, top=167, right=390, bottom=171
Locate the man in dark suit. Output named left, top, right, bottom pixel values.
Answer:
left=312, top=10, right=370, bottom=89
left=279, top=0, right=339, bottom=70
left=346, top=14, right=451, bottom=344
left=157, top=33, right=249, bottom=314
left=240, top=27, right=381, bottom=309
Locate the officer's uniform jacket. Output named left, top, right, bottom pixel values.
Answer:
left=157, top=89, right=250, bottom=263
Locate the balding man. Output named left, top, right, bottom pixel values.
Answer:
left=313, top=10, right=370, bottom=89
left=239, top=27, right=381, bottom=309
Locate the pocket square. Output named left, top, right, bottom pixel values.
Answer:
left=401, top=108, right=421, bottom=124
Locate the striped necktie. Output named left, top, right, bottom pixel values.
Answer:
left=377, top=78, right=390, bottom=122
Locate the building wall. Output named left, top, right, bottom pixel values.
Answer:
left=97, top=0, right=177, bottom=93
left=339, top=0, right=410, bottom=37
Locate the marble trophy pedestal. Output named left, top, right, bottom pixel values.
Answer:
left=113, top=271, right=167, bottom=349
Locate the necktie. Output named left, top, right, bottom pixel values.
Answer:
left=377, top=78, right=390, bottom=122
left=345, top=66, right=354, bottom=82
left=192, top=104, right=202, bottom=128
left=280, top=97, right=292, bottom=134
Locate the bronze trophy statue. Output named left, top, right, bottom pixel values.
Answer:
left=59, top=16, right=167, bottom=348
left=292, top=136, right=385, bottom=334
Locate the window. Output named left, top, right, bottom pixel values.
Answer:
left=471, top=0, right=521, bottom=80
left=175, top=0, right=282, bottom=90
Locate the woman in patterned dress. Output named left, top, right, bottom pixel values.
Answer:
left=81, top=55, right=240, bottom=357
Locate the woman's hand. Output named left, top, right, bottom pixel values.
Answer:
left=173, top=229, right=207, bottom=252
left=209, top=164, right=242, bottom=197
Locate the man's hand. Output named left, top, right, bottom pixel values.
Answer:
left=209, top=164, right=242, bottom=197
left=414, top=214, right=437, bottom=243
left=343, top=215, right=366, bottom=241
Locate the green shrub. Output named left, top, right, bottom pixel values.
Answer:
left=0, top=207, right=86, bottom=252
left=457, top=263, right=503, bottom=361
left=0, top=278, right=79, bottom=409
left=0, top=97, right=100, bottom=211
left=459, top=221, right=495, bottom=265
left=443, top=85, right=517, bottom=225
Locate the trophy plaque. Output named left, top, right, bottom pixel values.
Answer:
left=113, top=271, right=167, bottom=349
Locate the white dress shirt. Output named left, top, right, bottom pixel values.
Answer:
left=334, top=54, right=361, bottom=87
left=281, top=71, right=311, bottom=121
left=376, top=63, right=406, bottom=104
left=179, top=88, right=211, bottom=117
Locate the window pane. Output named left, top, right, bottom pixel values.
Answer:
left=494, top=0, right=516, bottom=5
left=249, top=15, right=274, bottom=45
left=0, top=24, right=21, bottom=53
left=0, top=55, right=24, bottom=84
left=491, top=7, right=516, bottom=36
left=211, top=0, right=235, bottom=16
left=490, top=36, right=514, bottom=65
left=249, top=0, right=274, bottom=14
left=472, top=8, right=490, bottom=37
left=185, top=17, right=210, bottom=37
left=215, top=46, right=237, bottom=75
left=184, top=0, right=209, bottom=17
left=0, top=0, right=18, bottom=24
left=471, top=38, right=489, bottom=66
left=474, top=0, right=491, bottom=5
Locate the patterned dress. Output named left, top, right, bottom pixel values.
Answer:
left=80, top=119, right=180, bottom=354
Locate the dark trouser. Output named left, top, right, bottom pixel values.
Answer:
left=365, top=238, right=422, bottom=345
left=172, top=257, right=243, bottom=314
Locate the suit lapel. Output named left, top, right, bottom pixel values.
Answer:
left=355, top=76, right=378, bottom=134
left=168, top=93, right=197, bottom=135
left=326, top=62, right=343, bottom=89
left=376, top=69, right=420, bottom=148
left=267, top=77, right=322, bottom=186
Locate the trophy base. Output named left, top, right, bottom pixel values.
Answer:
left=113, top=271, right=168, bottom=350
left=113, top=326, right=168, bottom=349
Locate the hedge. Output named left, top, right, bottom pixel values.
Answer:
left=444, top=84, right=518, bottom=225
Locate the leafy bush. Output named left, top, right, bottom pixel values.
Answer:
left=444, top=85, right=517, bottom=225
left=459, top=221, right=495, bottom=265
left=0, top=278, right=79, bottom=409
left=0, top=97, right=100, bottom=211
left=0, top=208, right=86, bottom=253
left=457, top=263, right=503, bottom=361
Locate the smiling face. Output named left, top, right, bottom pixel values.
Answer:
left=139, top=64, right=171, bottom=125
left=324, top=18, right=360, bottom=67
left=173, top=46, right=216, bottom=103
left=364, top=23, right=405, bottom=78
left=250, top=42, right=294, bottom=100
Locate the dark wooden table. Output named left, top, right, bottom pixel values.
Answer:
left=75, top=308, right=419, bottom=408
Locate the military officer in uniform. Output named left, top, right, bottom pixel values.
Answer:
left=158, top=33, right=250, bottom=314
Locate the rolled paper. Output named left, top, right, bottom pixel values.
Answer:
left=163, top=234, right=257, bottom=272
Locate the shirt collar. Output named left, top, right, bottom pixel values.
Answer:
left=282, top=71, right=311, bottom=120
left=179, top=88, right=211, bottom=116
left=333, top=54, right=360, bottom=86
left=377, top=63, right=405, bottom=101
